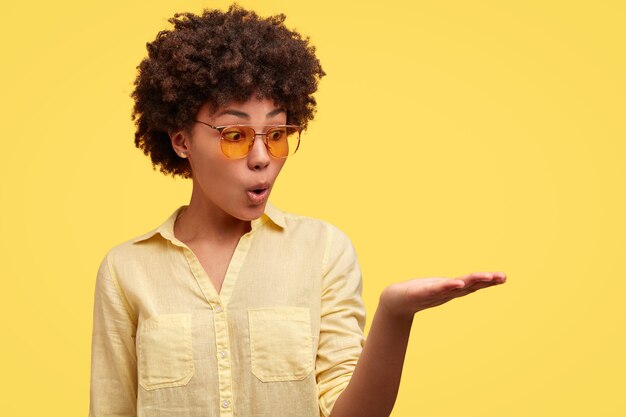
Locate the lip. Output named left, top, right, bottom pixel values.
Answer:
left=246, top=182, right=270, bottom=205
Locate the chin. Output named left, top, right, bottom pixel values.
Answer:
left=237, top=204, right=266, bottom=221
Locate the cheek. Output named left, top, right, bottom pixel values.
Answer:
left=270, top=159, right=287, bottom=179
left=190, top=141, right=222, bottom=170
left=205, top=161, right=236, bottom=186
left=190, top=154, right=230, bottom=185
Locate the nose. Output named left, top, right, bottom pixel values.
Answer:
left=246, top=134, right=271, bottom=171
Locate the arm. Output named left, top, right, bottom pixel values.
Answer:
left=89, top=254, right=138, bottom=417
left=316, top=225, right=367, bottom=417
left=329, top=273, right=507, bottom=417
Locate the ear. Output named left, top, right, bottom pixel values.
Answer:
left=169, top=130, right=191, bottom=159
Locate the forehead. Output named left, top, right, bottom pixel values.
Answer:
left=201, top=95, right=285, bottom=120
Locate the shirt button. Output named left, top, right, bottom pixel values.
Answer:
left=215, top=306, right=223, bottom=313
left=222, top=400, right=230, bottom=408
left=219, top=350, right=228, bottom=358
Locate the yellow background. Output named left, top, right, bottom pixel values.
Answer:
left=1, top=0, right=624, bottom=415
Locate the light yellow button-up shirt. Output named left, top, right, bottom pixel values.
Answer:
left=89, top=202, right=366, bottom=417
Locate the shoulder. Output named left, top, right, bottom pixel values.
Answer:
left=282, top=210, right=330, bottom=230
left=272, top=202, right=344, bottom=234
left=96, top=241, right=134, bottom=275
left=101, top=206, right=183, bottom=267
left=99, top=229, right=164, bottom=274
left=279, top=209, right=352, bottom=243
left=276, top=208, right=357, bottom=262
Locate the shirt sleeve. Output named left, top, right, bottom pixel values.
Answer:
left=89, top=253, right=138, bottom=417
left=316, top=224, right=367, bottom=417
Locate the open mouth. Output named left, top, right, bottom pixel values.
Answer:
left=246, top=185, right=269, bottom=204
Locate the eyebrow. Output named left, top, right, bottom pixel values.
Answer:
left=214, top=107, right=286, bottom=120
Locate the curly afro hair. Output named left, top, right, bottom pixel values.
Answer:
left=131, top=3, right=325, bottom=178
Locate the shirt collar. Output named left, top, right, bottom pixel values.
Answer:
left=132, top=201, right=286, bottom=244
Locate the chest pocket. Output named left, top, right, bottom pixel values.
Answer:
left=248, top=306, right=313, bottom=382
left=137, top=313, right=195, bottom=390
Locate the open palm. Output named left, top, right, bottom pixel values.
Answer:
left=380, top=272, right=507, bottom=318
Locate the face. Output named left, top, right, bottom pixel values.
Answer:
left=172, top=95, right=288, bottom=222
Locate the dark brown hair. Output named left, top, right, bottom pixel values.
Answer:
left=131, top=3, right=325, bottom=178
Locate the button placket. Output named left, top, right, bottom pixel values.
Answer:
left=213, top=304, right=233, bottom=417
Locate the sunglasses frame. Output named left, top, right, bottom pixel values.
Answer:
left=194, top=120, right=302, bottom=159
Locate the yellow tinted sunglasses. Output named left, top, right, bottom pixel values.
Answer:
left=194, top=121, right=302, bottom=159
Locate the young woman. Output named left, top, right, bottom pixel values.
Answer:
left=89, top=5, right=506, bottom=417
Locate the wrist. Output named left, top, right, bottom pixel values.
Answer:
left=378, top=285, right=416, bottom=324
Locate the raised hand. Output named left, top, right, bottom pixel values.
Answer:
left=379, top=271, right=507, bottom=319
left=329, top=271, right=507, bottom=417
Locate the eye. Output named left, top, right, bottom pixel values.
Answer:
left=267, top=128, right=286, bottom=142
left=222, top=127, right=247, bottom=142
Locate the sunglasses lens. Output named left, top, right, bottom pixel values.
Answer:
left=266, top=126, right=301, bottom=158
left=218, top=125, right=301, bottom=158
left=220, top=126, right=254, bottom=158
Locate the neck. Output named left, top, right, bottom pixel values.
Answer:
left=174, top=188, right=251, bottom=244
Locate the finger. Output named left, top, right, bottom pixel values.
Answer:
left=427, top=279, right=466, bottom=297
left=405, top=278, right=464, bottom=300
left=440, top=279, right=466, bottom=290
left=494, top=273, right=507, bottom=284
left=481, top=272, right=507, bottom=283
left=448, top=280, right=503, bottom=298
left=411, top=278, right=456, bottom=286
left=457, top=271, right=506, bottom=286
